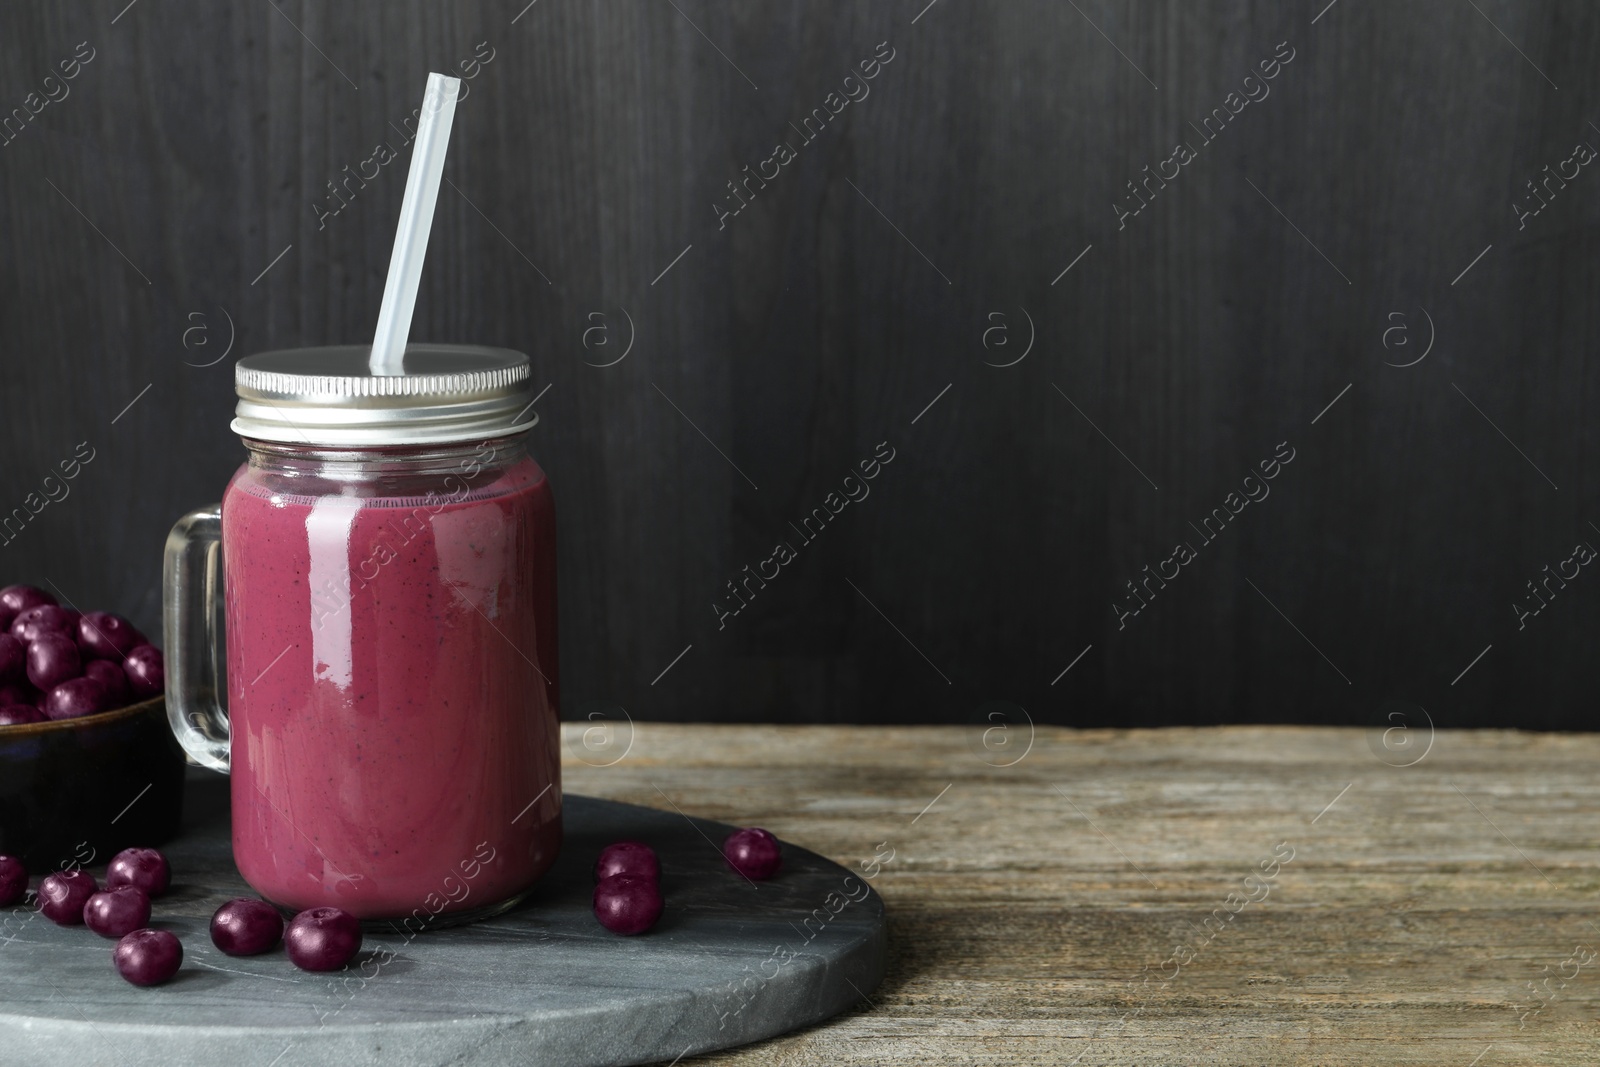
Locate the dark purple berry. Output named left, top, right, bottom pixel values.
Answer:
left=11, top=605, right=79, bottom=644
left=83, top=659, right=131, bottom=708
left=0, top=856, right=27, bottom=906
left=106, top=848, right=171, bottom=897
left=0, top=634, right=23, bottom=685
left=77, top=612, right=144, bottom=662
left=41, top=676, right=106, bottom=721
left=210, top=898, right=284, bottom=956
left=0, top=586, right=54, bottom=614
left=26, top=633, right=81, bottom=692
left=595, top=841, right=660, bottom=883
left=122, top=645, right=164, bottom=700
left=38, top=870, right=96, bottom=925
left=722, top=827, right=782, bottom=881
left=593, top=875, right=663, bottom=935
left=284, top=907, right=361, bottom=971
left=113, top=929, right=182, bottom=986
left=84, top=885, right=151, bottom=939
left=0, top=704, right=43, bottom=725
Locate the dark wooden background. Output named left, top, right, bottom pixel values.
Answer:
left=0, top=1, right=1595, bottom=730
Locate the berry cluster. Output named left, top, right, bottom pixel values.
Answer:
left=0, top=585, right=163, bottom=723
left=0, top=848, right=363, bottom=985
left=590, top=827, right=783, bottom=936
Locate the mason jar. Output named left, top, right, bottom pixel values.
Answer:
left=164, top=345, right=560, bottom=926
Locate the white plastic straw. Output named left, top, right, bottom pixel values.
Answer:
left=369, top=72, right=462, bottom=375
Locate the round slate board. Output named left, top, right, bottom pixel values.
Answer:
left=0, top=774, right=886, bottom=1066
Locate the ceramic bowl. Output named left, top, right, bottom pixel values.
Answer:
left=0, top=696, right=185, bottom=871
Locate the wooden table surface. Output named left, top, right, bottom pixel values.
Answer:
left=563, top=722, right=1600, bottom=1067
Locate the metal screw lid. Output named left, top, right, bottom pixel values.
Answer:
left=231, top=344, right=537, bottom=446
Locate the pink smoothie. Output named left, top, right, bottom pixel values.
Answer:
left=220, top=451, right=560, bottom=921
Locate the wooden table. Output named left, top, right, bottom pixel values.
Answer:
left=568, top=723, right=1600, bottom=1066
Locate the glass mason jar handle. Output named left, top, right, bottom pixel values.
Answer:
left=163, top=505, right=230, bottom=773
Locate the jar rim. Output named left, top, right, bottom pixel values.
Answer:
left=231, top=344, right=536, bottom=446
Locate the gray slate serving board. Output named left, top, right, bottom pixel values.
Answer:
left=0, top=775, right=886, bottom=1066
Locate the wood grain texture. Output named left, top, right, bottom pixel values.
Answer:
left=0, top=2, right=1598, bottom=727
left=571, top=723, right=1600, bottom=1066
